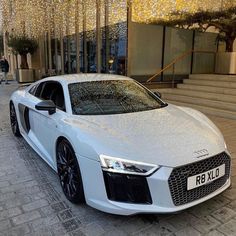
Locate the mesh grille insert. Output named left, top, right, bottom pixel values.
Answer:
left=168, top=152, right=231, bottom=206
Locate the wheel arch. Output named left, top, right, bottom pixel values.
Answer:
left=55, top=135, right=85, bottom=203
left=9, top=100, right=15, bottom=109
left=55, top=135, right=77, bottom=171
left=55, top=135, right=75, bottom=151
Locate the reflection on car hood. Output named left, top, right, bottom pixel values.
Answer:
left=67, top=104, right=225, bottom=167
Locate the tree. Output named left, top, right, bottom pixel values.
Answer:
left=154, top=7, right=236, bottom=52
left=8, top=36, right=38, bottom=69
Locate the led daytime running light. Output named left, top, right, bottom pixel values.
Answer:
left=100, top=155, right=159, bottom=176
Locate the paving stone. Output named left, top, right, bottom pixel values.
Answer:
left=22, top=199, right=49, bottom=212
left=0, top=181, right=10, bottom=188
left=78, top=222, right=106, bottom=236
left=0, top=207, right=22, bottom=221
left=58, top=210, right=74, bottom=222
left=134, top=224, right=173, bottom=236
left=189, top=196, right=230, bottom=218
left=0, top=180, right=39, bottom=194
left=28, top=191, right=48, bottom=201
left=166, top=212, right=197, bottom=231
left=173, top=227, right=201, bottom=236
left=43, top=192, right=61, bottom=204
left=62, top=218, right=81, bottom=233
left=211, top=206, right=236, bottom=223
left=205, top=230, right=225, bottom=236
left=222, top=188, right=236, bottom=200
left=29, top=215, right=60, bottom=232
left=190, top=215, right=221, bottom=234
left=3, top=196, right=32, bottom=209
left=26, top=229, right=53, bottom=236
left=40, top=206, right=58, bottom=217
left=100, top=228, right=128, bottom=236
left=9, top=175, right=35, bottom=185
left=0, top=171, right=6, bottom=177
left=69, top=229, right=86, bottom=236
left=0, top=192, right=17, bottom=202
left=0, top=219, right=12, bottom=231
left=11, top=211, right=42, bottom=225
left=114, top=217, right=153, bottom=235
left=51, top=202, right=68, bottom=212
left=49, top=222, right=68, bottom=235
left=3, top=224, right=31, bottom=236
left=218, top=218, right=236, bottom=235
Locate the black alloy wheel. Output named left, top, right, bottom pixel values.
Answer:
left=10, top=102, right=21, bottom=137
left=57, top=139, right=85, bottom=203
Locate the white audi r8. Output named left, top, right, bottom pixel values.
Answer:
left=10, top=74, right=231, bottom=215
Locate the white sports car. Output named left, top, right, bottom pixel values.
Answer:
left=10, top=74, right=231, bottom=215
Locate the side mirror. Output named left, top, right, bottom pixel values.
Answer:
left=154, top=91, right=162, bottom=99
left=35, top=100, right=56, bottom=115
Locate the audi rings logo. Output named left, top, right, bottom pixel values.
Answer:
left=193, top=149, right=209, bottom=158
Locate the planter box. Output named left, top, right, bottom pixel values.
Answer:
left=16, top=69, right=35, bottom=83
left=215, top=52, right=236, bottom=74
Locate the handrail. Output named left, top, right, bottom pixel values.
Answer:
left=146, top=50, right=216, bottom=84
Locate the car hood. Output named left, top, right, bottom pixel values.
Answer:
left=67, top=104, right=226, bottom=167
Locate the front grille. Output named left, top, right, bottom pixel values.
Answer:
left=168, top=152, right=231, bottom=206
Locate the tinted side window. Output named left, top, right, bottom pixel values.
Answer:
left=35, top=82, right=45, bottom=98
left=38, top=81, right=66, bottom=112
left=29, top=85, right=38, bottom=96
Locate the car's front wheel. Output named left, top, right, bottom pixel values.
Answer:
left=10, top=102, right=21, bottom=137
left=56, top=139, right=85, bottom=203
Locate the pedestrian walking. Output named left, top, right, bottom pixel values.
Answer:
left=0, top=56, right=10, bottom=84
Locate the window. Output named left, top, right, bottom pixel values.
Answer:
left=69, top=80, right=166, bottom=115
left=34, top=81, right=66, bottom=112
left=29, top=84, right=38, bottom=96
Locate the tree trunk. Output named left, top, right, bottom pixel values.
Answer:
left=225, top=37, right=235, bottom=52
left=20, top=54, right=29, bottom=69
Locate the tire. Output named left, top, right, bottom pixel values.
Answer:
left=10, top=102, right=21, bottom=137
left=56, top=139, right=85, bottom=203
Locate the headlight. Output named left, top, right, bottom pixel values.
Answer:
left=100, top=155, right=159, bottom=176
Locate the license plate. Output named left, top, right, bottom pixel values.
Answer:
left=187, top=164, right=225, bottom=190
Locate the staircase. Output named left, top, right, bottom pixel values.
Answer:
left=155, top=74, right=236, bottom=120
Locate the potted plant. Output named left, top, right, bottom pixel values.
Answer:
left=154, top=7, right=236, bottom=74
left=8, top=35, right=38, bottom=82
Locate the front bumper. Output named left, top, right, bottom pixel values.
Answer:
left=77, top=153, right=231, bottom=216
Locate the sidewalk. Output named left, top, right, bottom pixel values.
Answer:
left=0, top=82, right=236, bottom=236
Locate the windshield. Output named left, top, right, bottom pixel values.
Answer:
left=68, top=80, right=166, bottom=115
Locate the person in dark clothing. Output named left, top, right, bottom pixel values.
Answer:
left=0, top=56, right=10, bottom=84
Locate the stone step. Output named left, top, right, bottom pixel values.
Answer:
left=189, top=74, right=236, bottom=82
left=159, top=88, right=236, bottom=104
left=166, top=100, right=236, bottom=120
left=162, top=94, right=236, bottom=112
left=177, top=84, right=236, bottom=96
left=184, top=79, right=236, bottom=89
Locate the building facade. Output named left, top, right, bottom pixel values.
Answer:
left=1, top=0, right=235, bottom=82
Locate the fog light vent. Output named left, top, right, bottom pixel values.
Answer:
left=103, top=171, right=152, bottom=204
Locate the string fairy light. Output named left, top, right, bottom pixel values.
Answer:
left=131, top=0, right=236, bottom=23
left=0, top=0, right=235, bottom=39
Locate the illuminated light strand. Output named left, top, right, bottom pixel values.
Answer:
left=0, top=0, right=235, bottom=39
